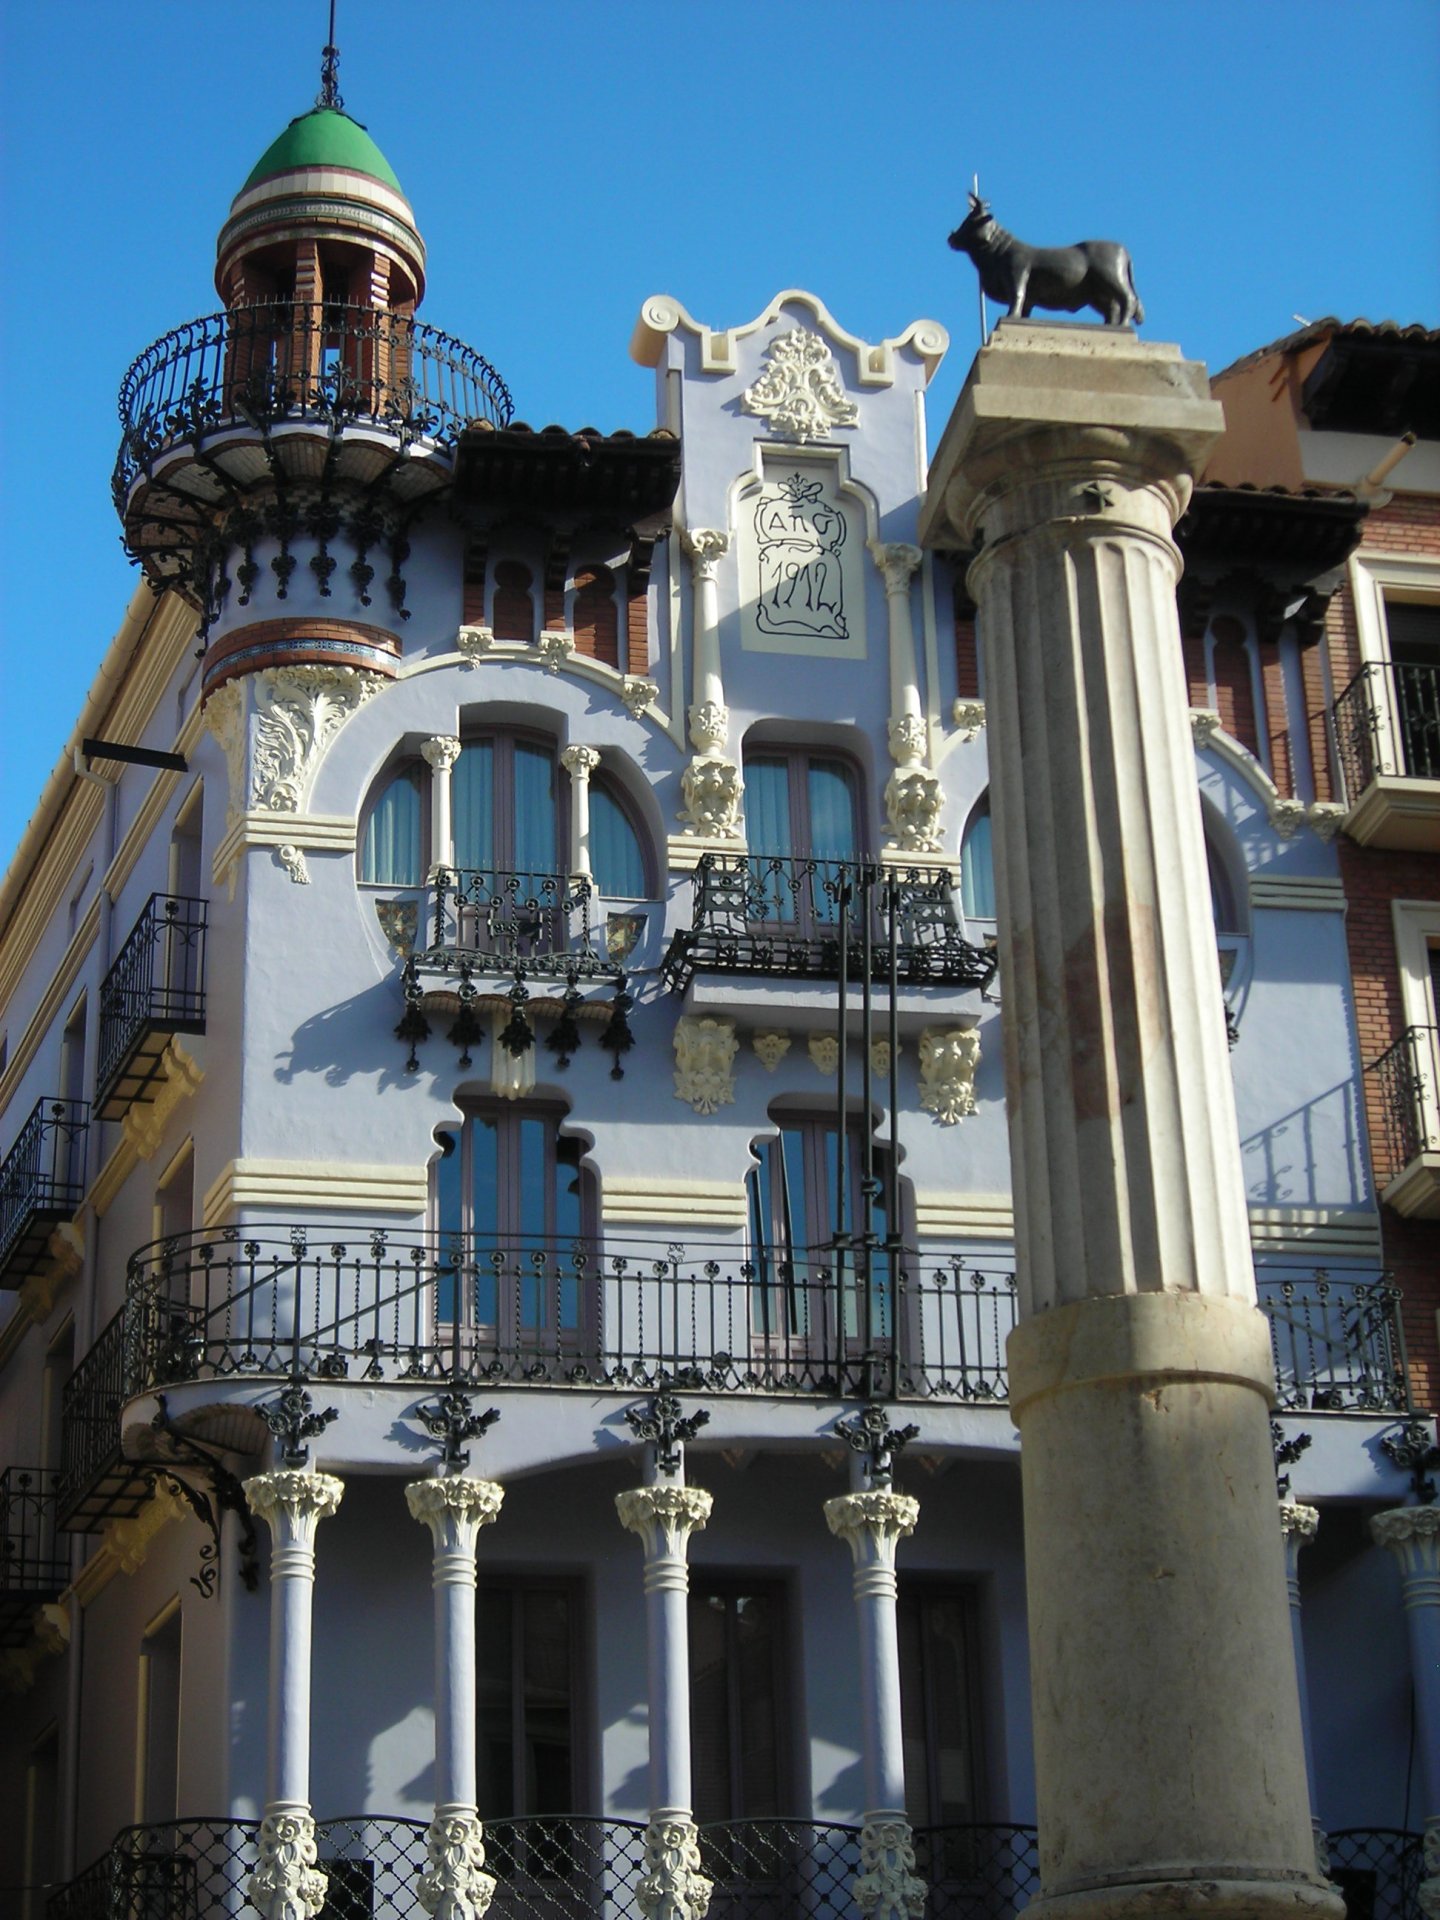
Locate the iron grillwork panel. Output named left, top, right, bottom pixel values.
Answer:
left=58, top=1308, right=152, bottom=1532
left=1367, top=1025, right=1440, bottom=1175
left=0, top=1467, right=67, bottom=1645
left=1262, top=1274, right=1412, bottom=1414
left=1334, top=658, right=1440, bottom=799
left=114, top=302, right=514, bottom=505
left=96, top=894, right=208, bottom=1119
left=0, top=1097, right=88, bottom=1286
left=1326, top=1829, right=1425, bottom=1920
left=422, top=867, right=620, bottom=981
left=664, top=854, right=995, bottom=993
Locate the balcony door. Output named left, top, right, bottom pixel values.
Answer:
left=1388, top=601, right=1440, bottom=779
left=744, top=751, right=859, bottom=929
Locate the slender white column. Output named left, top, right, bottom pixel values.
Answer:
left=870, top=541, right=926, bottom=767
left=422, top=735, right=462, bottom=877
left=407, top=1475, right=505, bottom=1919
left=825, top=1490, right=925, bottom=1919
left=1279, top=1502, right=1328, bottom=1876
left=678, top=530, right=742, bottom=842
left=1370, top=1505, right=1440, bottom=1917
left=615, top=1483, right=714, bottom=1920
left=243, top=1467, right=344, bottom=1920
left=923, top=325, right=1336, bottom=1920
left=561, top=744, right=601, bottom=881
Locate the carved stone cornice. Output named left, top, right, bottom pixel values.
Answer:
left=418, top=1806, right=496, bottom=1918
left=251, top=665, right=381, bottom=813
left=248, top=1805, right=328, bottom=1920
left=405, top=1476, right=505, bottom=1557
left=637, top=1815, right=713, bottom=1920
left=615, top=1484, right=714, bottom=1562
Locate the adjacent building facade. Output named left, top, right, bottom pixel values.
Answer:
left=0, top=80, right=1435, bottom=1920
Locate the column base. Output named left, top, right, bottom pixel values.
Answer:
left=418, top=1805, right=496, bottom=1919
left=638, top=1810, right=713, bottom=1920
left=855, top=1811, right=926, bottom=1918
left=247, top=1803, right=328, bottom=1920
left=1420, top=1820, right=1440, bottom=1920
left=1022, top=1876, right=1343, bottom=1920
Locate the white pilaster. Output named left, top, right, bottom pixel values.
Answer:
left=422, top=735, right=462, bottom=877
left=825, top=1490, right=925, bottom=1919
left=616, top=1483, right=714, bottom=1920
left=407, top=1475, right=505, bottom=1919
left=1371, top=1505, right=1440, bottom=1917
left=561, top=744, right=601, bottom=881
left=243, top=1468, right=344, bottom=1920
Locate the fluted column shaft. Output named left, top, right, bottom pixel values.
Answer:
left=926, top=326, right=1335, bottom=1920
left=243, top=1468, right=344, bottom=1920
left=1371, top=1505, right=1440, bottom=1912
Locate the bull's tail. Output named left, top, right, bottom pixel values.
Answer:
left=1126, top=258, right=1145, bottom=326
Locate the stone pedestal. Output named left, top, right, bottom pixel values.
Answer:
left=616, top=1482, right=714, bottom=1920
left=825, top=1490, right=926, bottom=1919
left=407, top=1475, right=505, bottom=1919
left=922, top=323, right=1338, bottom=1920
left=243, top=1468, right=344, bottom=1920
left=1370, top=1505, right=1440, bottom=1917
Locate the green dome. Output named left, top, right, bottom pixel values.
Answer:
left=242, top=108, right=403, bottom=194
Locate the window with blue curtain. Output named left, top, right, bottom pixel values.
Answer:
left=744, top=748, right=859, bottom=925
left=360, top=769, right=423, bottom=885
left=591, top=782, right=646, bottom=897
left=960, top=803, right=995, bottom=920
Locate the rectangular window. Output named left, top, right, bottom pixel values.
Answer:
left=476, top=1579, right=580, bottom=1820
left=138, top=1602, right=183, bottom=1825
left=688, top=1580, right=788, bottom=1826
left=899, top=1583, right=985, bottom=1881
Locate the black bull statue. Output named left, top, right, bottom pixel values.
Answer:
left=949, top=193, right=1144, bottom=328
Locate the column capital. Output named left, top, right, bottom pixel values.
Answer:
left=422, top=734, right=463, bottom=772
left=683, top=527, right=730, bottom=579
left=560, top=743, right=601, bottom=778
left=855, top=1815, right=927, bottom=1920
left=247, top=1804, right=328, bottom=1920
left=406, top=1475, right=505, bottom=1555
left=1279, top=1502, right=1320, bottom=1547
left=419, top=1807, right=496, bottom=1918
left=244, top=1469, right=344, bottom=1541
left=868, top=541, right=923, bottom=593
left=1371, top=1503, right=1440, bottom=1578
left=824, top=1490, right=920, bottom=1564
left=616, top=1484, right=713, bottom=1561
left=638, top=1815, right=713, bottom=1920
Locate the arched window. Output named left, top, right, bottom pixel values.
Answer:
left=591, top=780, right=647, bottom=898
left=360, top=766, right=423, bottom=885
left=454, top=736, right=558, bottom=876
left=960, top=801, right=994, bottom=920
left=573, top=565, right=619, bottom=669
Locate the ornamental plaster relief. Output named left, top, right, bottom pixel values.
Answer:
left=679, top=756, right=743, bottom=839
left=854, top=1817, right=927, bottom=1920
left=455, top=624, right=494, bottom=667
left=637, top=1817, right=713, bottom=1920
left=742, top=327, right=859, bottom=440
left=918, top=1026, right=979, bottom=1125
left=419, top=1808, right=496, bottom=1919
left=673, top=1016, right=738, bottom=1115
left=808, top=1033, right=839, bottom=1076
left=251, top=665, right=382, bottom=813
left=203, top=678, right=247, bottom=825
left=752, top=1031, right=792, bottom=1072
left=951, top=699, right=986, bottom=741
left=248, top=1807, right=329, bottom=1920
left=120, top=1039, right=204, bottom=1161
left=884, top=766, right=944, bottom=855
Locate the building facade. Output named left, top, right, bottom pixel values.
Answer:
left=1, top=81, right=1435, bottom=1920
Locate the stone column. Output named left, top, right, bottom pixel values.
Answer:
left=615, top=1482, right=714, bottom=1920
left=1370, top=1505, right=1440, bottom=1916
left=422, top=734, right=462, bottom=877
left=561, top=744, right=601, bottom=881
left=407, top=1475, right=505, bottom=1919
left=824, top=1489, right=926, bottom=1919
left=679, top=530, right=741, bottom=840
left=243, top=1468, right=344, bottom=1920
left=921, top=324, right=1337, bottom=1919
left=871, top=542, right=943, bottom=857
left=1279, top=1501, right=1328, bottom=1876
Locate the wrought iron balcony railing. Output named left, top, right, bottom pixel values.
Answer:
left=663, top=853, right=996, bottom=993
left=1367, top=1025, right=1440, bottom=1174
left=1263, top=1274, right=1412, bottom=1413
left=45, top=1816, right=1041, bottom=1920
left=0, top=1096, right=88, bottom=1286
left=57, top=1308, right=152, bottom=1533
left=96, top=894, right=208, bottom=1119
left=0, top=1467, right=67, bottom=1645
left=1334, top=657, right=1440, bottom=798
left=114, top=302, right=514, bottom=503
left=419, top=867, right=621, bottom=981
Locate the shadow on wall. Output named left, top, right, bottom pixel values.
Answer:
left=273, top=978, right=414, bottom=1090
left=1241, top=1078, right=1369, bottom=1210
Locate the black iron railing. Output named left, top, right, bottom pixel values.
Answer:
left=0, top=1467, right=67, bottom=1642
left=0, top=1097, right=88, bottom=1285
left=1263, top=1273, right=1412, bottom=1414
left=421, top=867, right=620, bottom=981
left=121, top=1228, right=1018, bottom=1406
left=1367, top=1025, right=1440, bottom=1174
left=114, top=302, right=513, bottom=501
left=1327, top=1829, right=1426, bottom=1920
left=97, top=894, right=208, bottom=1117
left=58, top=1308, right=152, bottom=1532
left=664, top=854, right=996, bottom=992
left=1334, top=657, right=1440, bottom=798
left=47, top=1817, right=1044, bottom=1919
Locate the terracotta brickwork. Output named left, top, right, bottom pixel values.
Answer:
left=1210, top=617, right=1260, bottom=758
left=203, top=616, right=401, bottom=694
left=573, top=567, right=619, bottom=668
left=954, top=599, right=980, bottom=700
left=626, top=585, right=649, bottom=676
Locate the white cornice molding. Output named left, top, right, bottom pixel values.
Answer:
left=203, top=1158, right=428, bottom=1227
left=631, top=290, right=948, bottom=386
left=601, top=1175, right=749, bottom=1228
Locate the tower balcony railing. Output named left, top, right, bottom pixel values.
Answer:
left=663, top=853, right=996, bottom=993
left=0, top=1467, right=67, bottom=1645
left=0, top=1096, right=88, bottom=1287
left=114, top=300, right=514, bottom=502
left=418, top=865, right=622, bottom=983
left=96, top=893, right=208, bottom=1120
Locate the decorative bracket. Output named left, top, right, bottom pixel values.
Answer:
left=148, top=1394, right=261, bottom=1598
left=624, top=1391, right=711, bottom=1477
left=412, top=1389, right=502, bottom=1474
left=834, top=1405, right=919, bottom=1489
left=254, top=1378, right=340, bottom=1470
left=1380, top=1415, right=1440, bottom=1505
left=1270, top=1421, right=1313, bottom=1502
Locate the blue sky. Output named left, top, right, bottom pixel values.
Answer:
left=2, top=0, right=1437, bottom=869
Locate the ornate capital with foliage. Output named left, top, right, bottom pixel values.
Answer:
left=683, top=528, right=730, bottom=581
left=854, top=1816, right=926, bottom=1919
left=422, top=735, right=463, bottom=773
left=616, top=1484, right=714, bottom=1567
left=247, top=1804, right=329, bottom=1920
left=1370, top=1503, right=1440, bottom=1586
left=824, top=1491, right=920, bottom=1573
left=637, top=1814, right=713, bottom=1920
left=243, top=1469, right=344, bottom=1556
left=869, top=541, right=923, bottom=595
left=418, top=1806, right=496, bottom=1918
left=406, top=1476, right=505, bottom=1559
